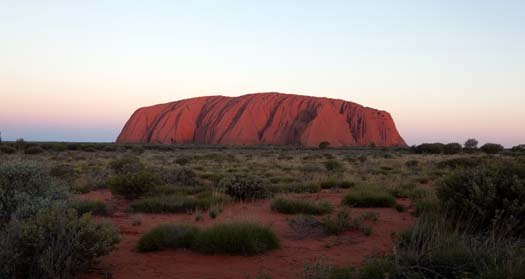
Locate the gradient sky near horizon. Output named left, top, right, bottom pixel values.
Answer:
left=1, top=1, right=524, bottom=146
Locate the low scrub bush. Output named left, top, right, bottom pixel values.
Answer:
left=193, top=222, right=279, bottom=255
left=137, top=224, right=199, bottom=252
left=0, top=161, right=119, bottom=278
left=218, top=175, right=271, bottom=201
left=109, top=156, right=144, bottom=175
left=389, top=183, right=424, bottom=199
left=321, top=208, right=350, bottom=235
left=70, top=199, right=108, bottom=216
left=158, top=167, right=198, bottom=186
left=437, top=161, right=525, bottom=236
left=271, top=198, right=332, bottom=215
left=108, top=171, right=160, bottom=199
left=342, top=186, right=396, bottom=208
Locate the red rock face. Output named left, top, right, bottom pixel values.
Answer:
left=116, top=92, right=407, bottom=147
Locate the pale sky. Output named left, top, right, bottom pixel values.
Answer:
left=1, top=0, right=524, bottom=146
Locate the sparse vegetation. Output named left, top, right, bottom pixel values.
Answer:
left=342, top=186, right=396, bottom=208
left=218, top=175, right=271, bottom=201
left=271, top=198, right=333, bottom=215
left=137, top=224, right=199, bottom=252
left=108, top=171, right=160, bottom=199
left=192, top=222, right=279, bottom=255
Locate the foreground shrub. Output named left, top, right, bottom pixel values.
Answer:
left=0, top=161, right=119, bottom=278
left=108, top=171, right=160, bottom=199
left=137, top=224, right=199, bottom=252
left=1, top=206, right=119, bottom=278
left=109, top=156, right=144, bottom=175
left=271, top=198, right=332, bottom=215
left=193, top=222, right=279, bottom=255
left=70, top=199, right=108, bottom=216
left=437, top=161, right=525, bottom=236
left=480, top=143, right=504, bottom=154
left=342, top=186, right=396, bottom=208
left=218, top=175, right=271, bottom=201
left=357, top=210, right=525, bottom=279
left=0, top=161, right=68, bottom=227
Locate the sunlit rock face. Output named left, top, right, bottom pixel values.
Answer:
left=117, top=92, right=407, bottom=147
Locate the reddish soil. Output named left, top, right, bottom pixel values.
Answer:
left=80, top=190, right=414, bottom=279
left=116, top=92, right=407, bottom=147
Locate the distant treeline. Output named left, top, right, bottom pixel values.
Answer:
left=0, top=138, right=524, bottom=155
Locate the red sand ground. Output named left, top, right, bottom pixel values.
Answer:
left=116, top=92, right=407, bottom=147
left=80, top=190, right=413, bottom=279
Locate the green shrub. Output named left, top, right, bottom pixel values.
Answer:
left=321, top=208, right=350, bottom=235
left=193, top=222, right=279, bottom=255
left=481, top=143, right=504, bottom=154
left=323, top=160, right=344, bottom=171
left=437, top=161, right=525, bottom=235
left=70, top=200, right=108, bottom=216
left=109, top=156, right=144, bottom=175
left=158, top=167, right=197, bottom=186
left=0, top=161, right=119, bottom=278
left=0, top=161, right=68, bottom=227
left=108, top=171, right=160, bottom=199
left=271, top=198, right=332, bottom=215
left=0, top=145, right=16, bottom=154
left=0, top=206, right=119, bottom=279
left=218, top=175, right=271, bottom=201
left=24, top=145, right=45, bottom=154
left=444, top=142, right=462, bottom=154
left=342, top=186, right=396, bottom=208
left=137, top=224, right=199, bottom=252
left=389, top=183, right=424, bottom=199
